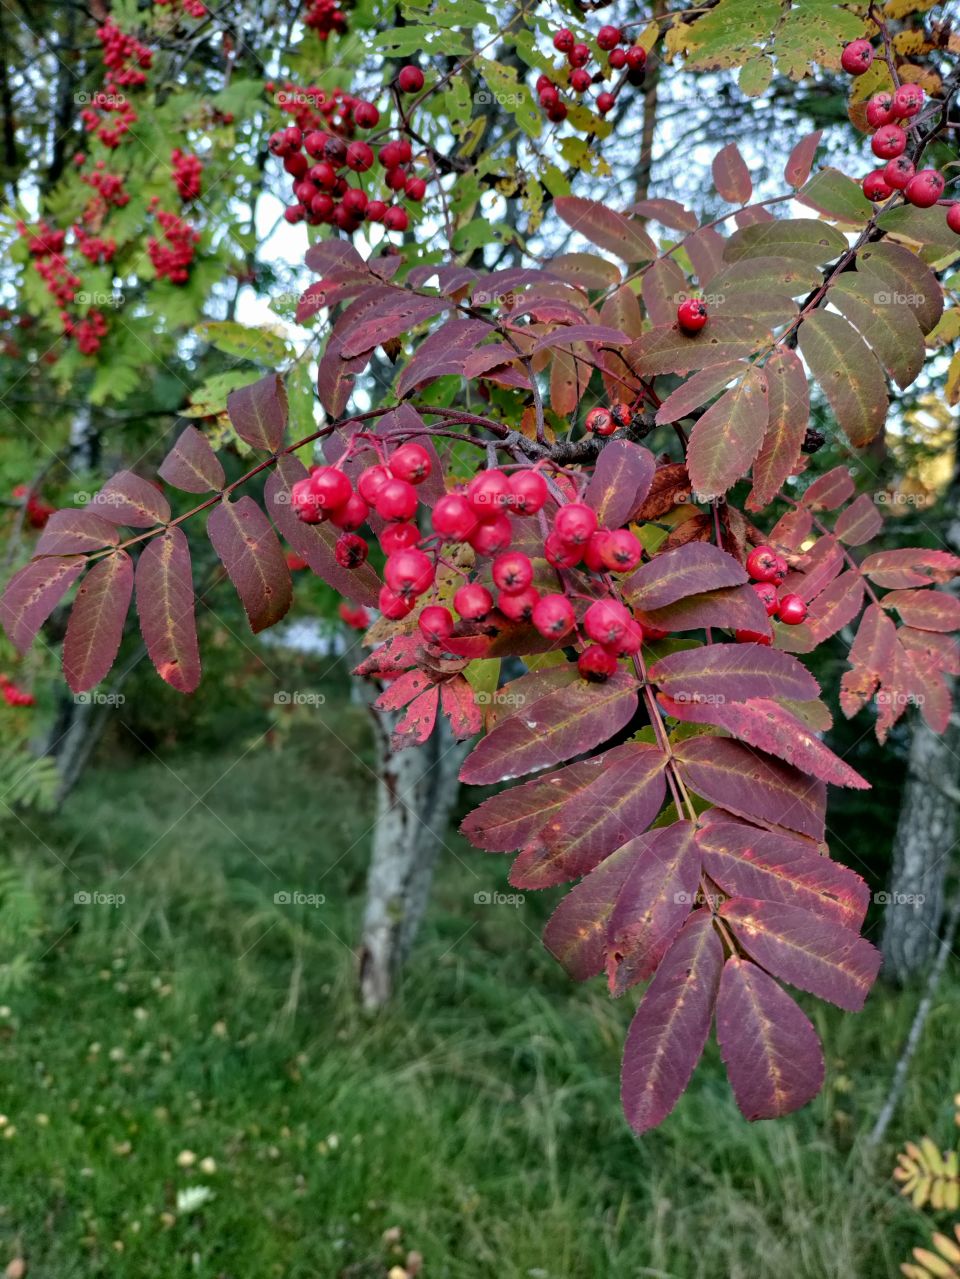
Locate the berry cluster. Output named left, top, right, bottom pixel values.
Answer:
left=10, top=484, right=54, bottom=529
left=267, top=71, right=427, bottom=232
left=537, top=25, right=647, bottom=123
left=171, top=149, right=202, bottom=202
left=841, top=42, right=959, bottom=231
left=18, top=220, right=113, bottom=352
left=81, top=163, right=130, bottom=209
left=147, top=207, right=200, bottom=284
left=584, top=401, right=633, bottom=436
left=0, top=673, right=35, bottom=708
left=304, top=0, right=348, bottom=38
left=65, top=309, right=109, bottom=355
left=73, top=226, right=117, bottom=266
left=154, top=0, right=207, bottom=17
left=79, top=22, right=152, bottom=148
left=736, top=544, right=807, bottom=644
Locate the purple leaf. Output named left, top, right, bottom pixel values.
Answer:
left=784, top=131, right=822, bottom=188
left=90, top=471, right=170, bottom=527
left=338, top=292, right=450, bottom=360
left=554, top=197, right=657, bottom=263
left=227, top=373, right=287, bottom=453
left=747, top=348, right=809, bottom=510
left=36, top=510, right=119, bottom=556
left=624, top=543, right=748, bottom=612
left=63, top=551, right=134, bottom=692
left=649, top=642, right=819, bottom=703
left=543, top=841, right=640, bottom=981
left=395, top=318, right=489, bottom=397
left=206, top=496, right=292, bottom=633
left=158, top=425, right=226, bottom=493
left=687, top=367, right=769, bottom=499
left=584, top=441, right=655, bottom=530
left=135, top=527, right=201, bottom=693
left=801, top=466, right=855, bottom=511
left=1, top=555, right=85, bottom=654
left=635, top=584, right=772, bottom=637
left=712, top=143, right=752, bottom=204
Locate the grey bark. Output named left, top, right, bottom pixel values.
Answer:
left=358, top=701, right=469, bottom=1009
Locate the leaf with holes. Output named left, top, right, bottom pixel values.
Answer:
left=158, top=425, right=226, bottom=493
left=63, top=552, right=134, bottom=693
left=207, top=496, right=292, bottom=634
left=135, top=527, right=201, bottom=693
left=861, top=549, right=960, bottom=590
left=883, top=589, right=960, bottom=633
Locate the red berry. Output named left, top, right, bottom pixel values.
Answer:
left=608, top=48, right=627, bottom=69
left=840, top=39, right=874, bottom=75
left=544, top=530, right=582, bottom=568
left=553, top=28, right=574, bottom=52
left=746, top=545, right=780, bottom=583
left=366, top=199, right=387, bottom=222
left=375, top=477, right=419, bottom=522
left=384, top=206, right=409, bottom=232
left=578, top=645, right=618, bottom=681
left=310, top=466, right=352, bottom=513
left=358, top=464, right=391, bottom=504
left=432, top=493, right=477, bottom=541
left=339, top=601, right=370, bottom=630
left=585, top=407, right=615, bottom=436
left=353, top=100, right=380, bottom=128
left=677, top=297, right=708, bottom=333
left=570, top=68, right=592, bottom=93
left=904, top=169, right=944, bottom=208
left=342, top=188, right=369, bottom=216
left=389, top=442, right=432, bottom=484
left=508, top=469, right=548, bottom=515
left=290, top=476, right=323, bottom=523
left=597, top=24, right=621, bottom=50
left=884, top=155, right=915, bottom=190
left=584, top=529, right=613, bottom=573
left=379, top=141, right=403, bottom=168
left=467, top=469, right=512, bottom=514
left=380, top=522, right=420, bottom=554
left=584, top=598, right=631, bottom=645
left=554, top=502, right=597, bottom=547
left=345, top=141, right=374, bottom=172
left=539, top=84, right=560, bottom=109
left=419, top=605, right=453, bottom=644
left=865, top=92, right=895, bottom=129
left=379, top=585, right=415, bottom=620
left=329, top=492, right=370, bottom=531
left=492, top=551, right=533, bottom=594
left=497, top=586, right=540, bottom=623
left=601, top=528, right=643, bottom=573
left=863, top=169, right=893, bottom=202
left=610, top=402, right=633, bottom=428
left=751, top=581, right=779, bottom=616
left=385, top=165, right=408, bottom=191
left=469, top=514, right=513, bottom=556
left=597, top=92, right=616, bottom=114
left=454, top=582, right=494, bottom=620
left=871, top=124, right=907, bottom=160
left=773, top=555, right=788, bottom=584
left=734, top=628, right=772, bottom=645
left=777, top=593, right=808, bottom=625
left=397, top=65, right=424, bottom=93
left=947, top=203, right=960, bottom=234
left=385, top=548, right=434, bottom=597
left=891, top=83, right=924, bottom=118
left=611, top=620, right=644, bottom=656
left=334, top=533, right=369, bottom=568
left=625, top=45, right=647, bottom=71
left=304, top=130, right=328, bottom=158
left=532, top=593, right=575, bottom=639
left=546, top=103, right=568, bottom=124
left=569, top=43, right=590, bottom=67
left=404, top=176, right=427, bottom=202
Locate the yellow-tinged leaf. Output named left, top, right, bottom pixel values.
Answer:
left=523, top=650, right=569, bottom=672
left=663, top=19, right=693, bottom=60
left=637, top=21, right=660, bottom=52
left=892, top=29, right=932, bottom=54
left=465, top=658, right=500, bottom=702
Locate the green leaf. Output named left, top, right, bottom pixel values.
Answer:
left=182, top=370, right=262, bottom=418
left=798, top=310, right=888, bottom=446
left=799, top=168, right=873, bottom=223
left=196, top=321, right=291, bottom=364
left=724, top=218, right=847, bottom=265
left=478, top=59, right=540, bottom=138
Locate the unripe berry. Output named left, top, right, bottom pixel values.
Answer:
left=601, top=528, right=643, bottom=573
left=891, top=83, right=923, bottom=118
left=498, top=586, right=540, bottom=623
left=746, top=545, right=781, bottom=583
left=544, top=530, right=583, bottom=568
left=379, top=585, right=415, bottom=620
left=569, top=43, right=590, bottom=67
left=454, top=582, right=494, bottom=619
left=380, top=521, right=420, bottom=554
left=608, top=48, right=627, bottom=69
left=840, top=39, right=874, bottom=75
left=375, top=477, right=419, bottom=522
left=677, top=297, right=708, bottom=333
left=553, top=28, right=575, bottom=52
left=570, top=68, right=592, bottom=93
left=863, top=169, right=893, bottom=202
left=335, top=533, right=369, bottom=568
left=777, top=593, right=808, bottom=625
left=389, top=442, right=432, bottom=484
left=353, top=100, right=380, bottom=129
left=584, top=598, right=631, bottom=645
left=310, top=466, right=352, bottom=513
left=625, top=45, right=647, bottom=70
left=384, top=206, right=409, bottom=232
left=585, top=406, right=615, bottom=436
left=290, top=476, right=323, bottom=523
left=554, top=502, right=597, bottom=547
left=508, top=469, right=548, bottom=515
left=467, top=468, right=512, bottom=514
left=578, top=644, right=618, bottom=681
left=883, top=155, right=915, bottom=190
left=397, top=65, right=424, bottom=93
left=469, top=514, right=513, bottom=556
left=751, top=581, right=779, bottom=616
left=419, top=605, right=453, bottom=644
left=329, top=492, right=370, bottom=531
left=492, top=551, right=534, bottom=594
left=597, top=24, right=622, bottom=49
left=734, top=628, right=772, bottom=646
left=597, top=92, right=616, bottom=114
left=358, top=464, right=392, bottom=504
left=385, top=548, right=434, bottom=597
left=904, top=168, right=944, bottom=208
left=432, top=493, right=477, bottom=541
left=947, top=204, right=960, bottom=235
left=532, top=593, right=575, bottom=639
left=345, top=141, right=374, bottom=172
left=871, top=124, right=907, bottom=160
left=865, top=92, right=894, bottom=129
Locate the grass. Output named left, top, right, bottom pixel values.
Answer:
left=0, top=696, right=958, bottom=1278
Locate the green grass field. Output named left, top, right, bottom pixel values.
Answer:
left=0, top=698, right=958, bottom=1278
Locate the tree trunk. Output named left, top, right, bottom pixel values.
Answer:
left=358, top=703, right=469, bottom=1009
